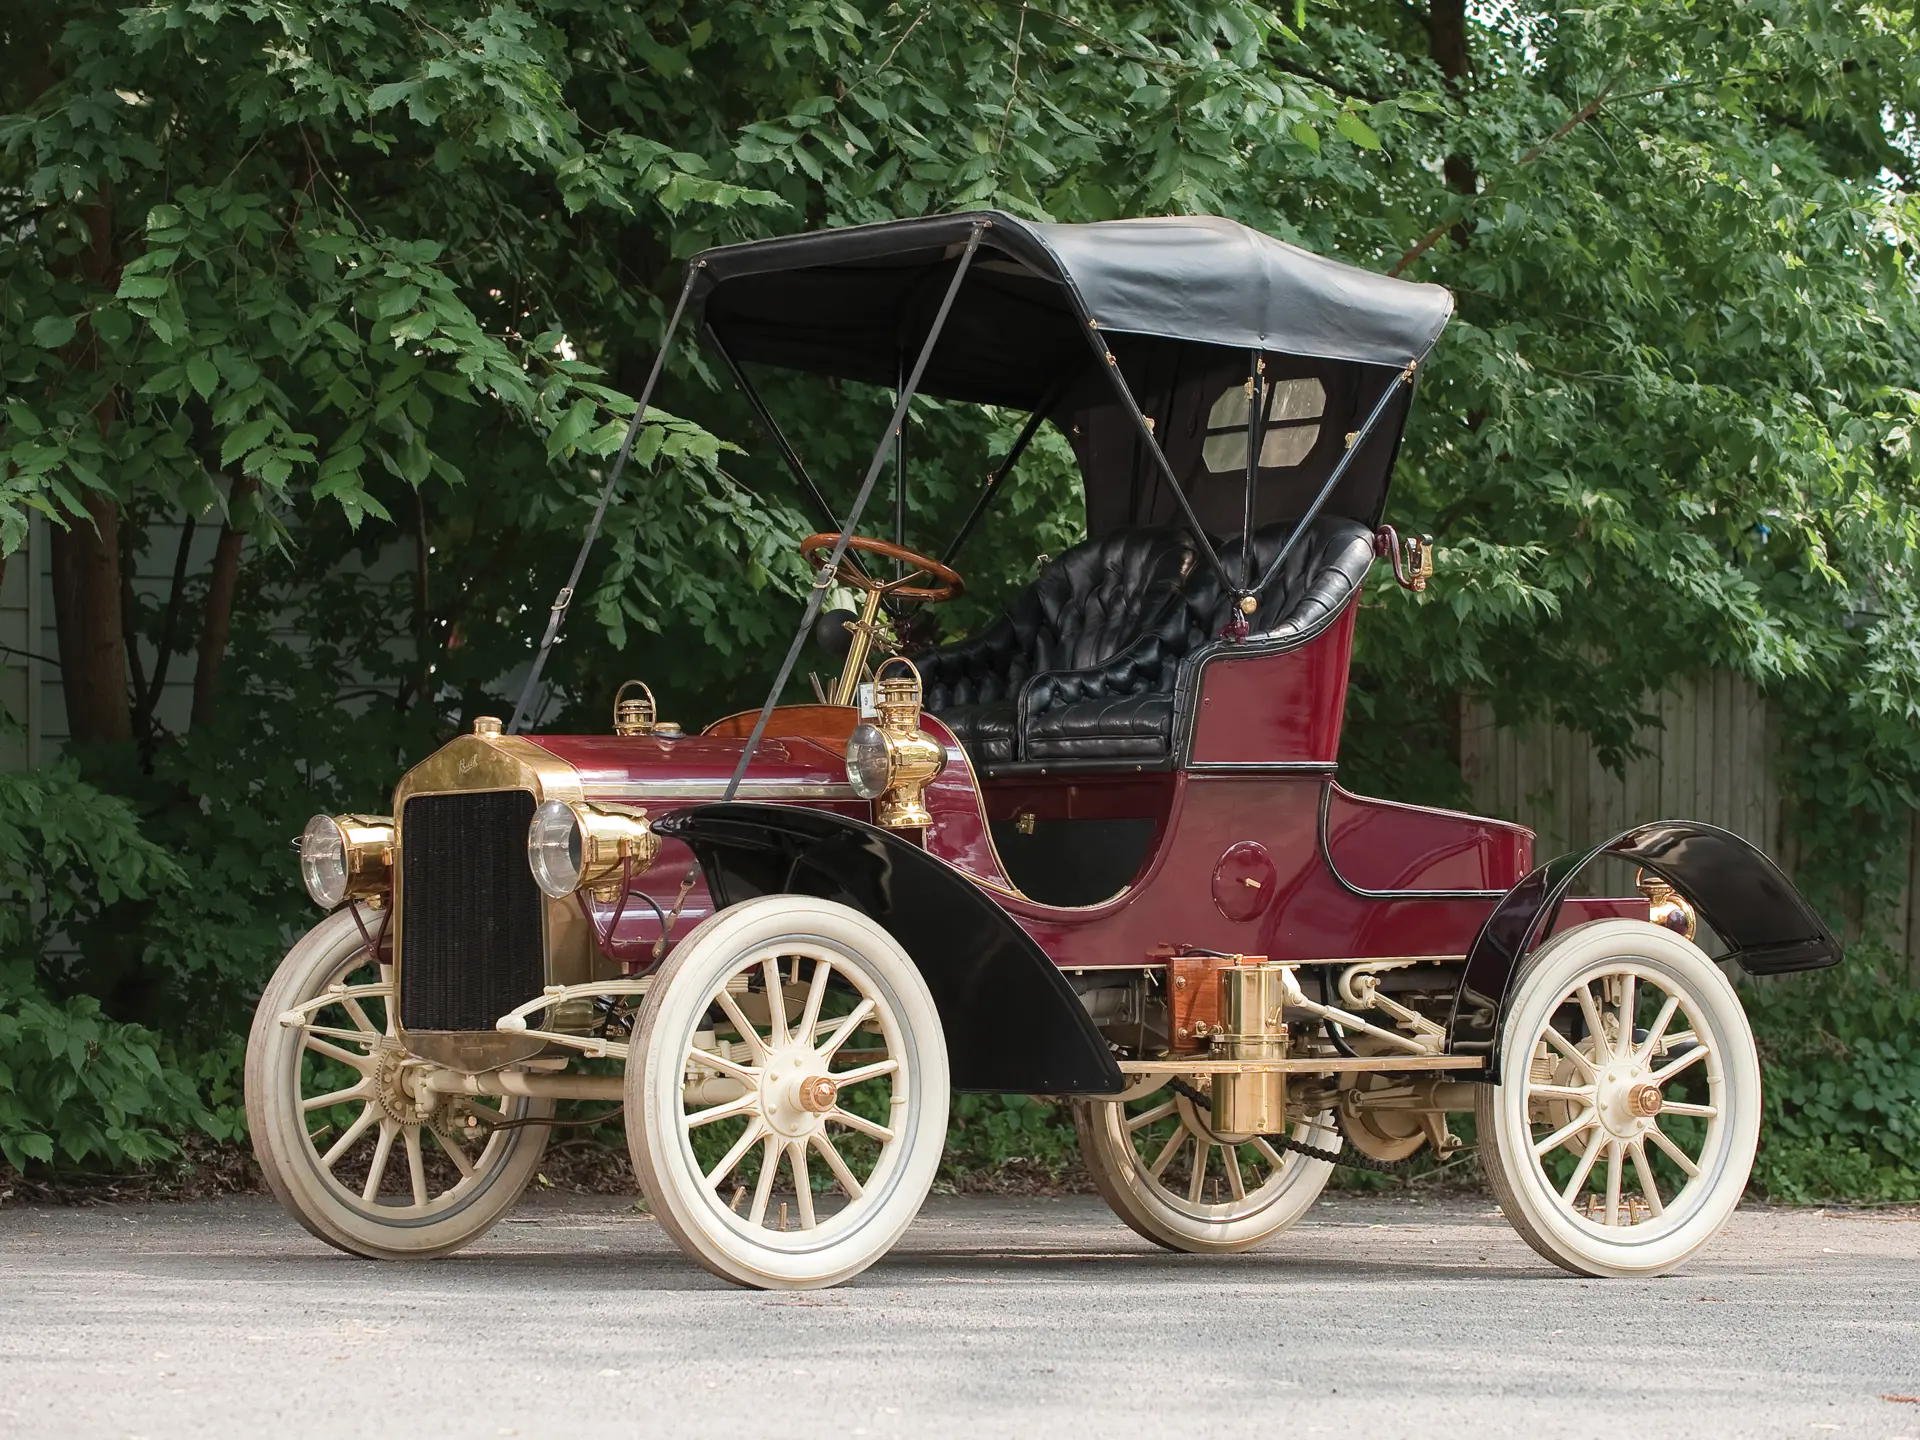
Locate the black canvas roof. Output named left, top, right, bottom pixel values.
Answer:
left=690, top=211, right=1451, bottom=410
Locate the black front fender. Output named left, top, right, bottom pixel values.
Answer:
left=651, top=803, right=1124, bottom=1095
left=1448, top=819, right=1842, bottom=1064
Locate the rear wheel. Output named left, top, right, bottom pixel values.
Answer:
left=1477, top=919, right=1760, bottom=1278
left=1073, top=1075, right=1335, bottom=1253
left=626, top=896, right=949, bottom=1290
left=245, top=906, right=551, bottom=1260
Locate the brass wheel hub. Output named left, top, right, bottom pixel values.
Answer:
left=760, top=1044, right=838, bottom=1140
left=1596, top=1062, right=1661, bottom=1140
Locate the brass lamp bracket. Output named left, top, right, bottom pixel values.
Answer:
left=1374, top=524, right=1434, bottom=593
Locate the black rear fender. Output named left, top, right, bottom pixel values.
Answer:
left=1448, top=819, right=1842, bottom=1066
left=651, top=803, right=1124, bottom=1095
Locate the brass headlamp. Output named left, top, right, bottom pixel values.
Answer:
left=298, top=814, right=394, bottom=910
left=527, top=800, right=660, bottom=901
left=843, top=657, right=946, bottom=829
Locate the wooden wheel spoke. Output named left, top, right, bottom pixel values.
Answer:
left=1650, top=1044, right=1710, bottom=1086
left=1146, top=1127, right=1189, bottom=1182
left=830, top=1058, right=899, bottom=1087
left=748, top=1136, right=780, bottom=1225
left=791, top=1142, right=816, bottom=1229
left=1187, top=1143, right=1210, bottom=1204
left=1542, top=1026, right=1596, bottom=1079
left=1614, top=974, right=1637, bottom=1052
left=762, top=957, right=790, bottom=1047
left=1576, top=984, right=1611, bottom=1064
left=704, top=1119, right=767, bottom=1191
left=1645, top=1122, right=1701, bottom=1178
left=362, top=1120, right=398, bottom=1204
left=1125, top=1100, right=1179, bottom=1133
left=340, top=996, right=382, bottom=1038
left=1533, top=1107, right=1597, bottom=1158
left=715, top=991, right=769, bottom=1063
left=797, top=957, right=833, bottom=1045
left=429, top=1125, right=476, bottom=1179
left=687, top=1047, right=759, bottom=1085
left=815, top=998, right=876, bottom=1062
left=1559, top=1126, right=1608, bottom=1206
left=825, top=1107, right=893, bottom=1144
left=685, top=1093, right=759, bottom=1130
left=1225, top=1145, right=1247, bottom=1201
left=1638, top=996, right=1682, bottom=1060
left=810, top=1131, right=864, bottom=1200
left=318, top=1102, right=377, bottom=1169
left=1629, top=1138, right=1664, bottom=1217
left=1251, top=1136, right=1287, bottom=1171
left=303, top=1035, right=376, bottom=1070
left=404, top=1127, right=429, bottom=1209
left=302, top=1081, right=371, bottom=1112
left=1602, top=1139, right=1624, bottom=1227
left=1658, top=1100, right=1718, bottom=1118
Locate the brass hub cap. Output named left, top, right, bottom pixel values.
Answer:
left=1595, top=1061, right=1663, bottom=1141
left=761, top=1044, right=839, bottom=1140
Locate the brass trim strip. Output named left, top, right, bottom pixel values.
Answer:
left=1118, top=1055, right=1484, bottom=1075
left=594, top=779, right=860, bottom=801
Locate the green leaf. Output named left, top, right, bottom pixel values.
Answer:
left=186, top=356, right=219, bottom=400
left=31, top=315, right=76, bottom=349
left=1334, top=110, right=1381, bottom=150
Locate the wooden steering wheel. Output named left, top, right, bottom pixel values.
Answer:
left=798, top=533, right=965, bottom=603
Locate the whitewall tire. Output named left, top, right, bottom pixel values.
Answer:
left=1477, top=918, right=1761, bottom=1278
left=1074, top=1077, right=1335, bottom=1253
left=626, top=896, right=949, bottom=1290
left=245, top=906, right=551, bottom=1260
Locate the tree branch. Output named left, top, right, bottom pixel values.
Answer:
left=1390, top=69, right=1626, bottom=277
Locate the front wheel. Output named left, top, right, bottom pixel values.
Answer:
left=244, top=906, right=552, bottom=1260
left=1476, top=918, right=1761, bottom=1278
left=1073, top=1076, right=1335, bottom=1253
left=626, top=896, right=949, bottom=1290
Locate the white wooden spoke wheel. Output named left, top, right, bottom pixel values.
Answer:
left=245, top=906, right=552, bottom=1260
left=626, top=896, right=949, bottom=1290
left=1477, top=918, right=1761, bottom=1278
left=1073, top=1076, right=1335, bottom=1253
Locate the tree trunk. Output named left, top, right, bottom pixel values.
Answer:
left=1427, top=0, right=1478, bottom=237
left=191, top=475, right=257, bottom=730
left=49, top=490, right=133, bottom=745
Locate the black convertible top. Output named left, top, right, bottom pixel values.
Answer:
left=690, top=211, right=1451, bottom=410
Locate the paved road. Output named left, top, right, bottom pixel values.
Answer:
left=0, top=1192, right=1915, bottom=1439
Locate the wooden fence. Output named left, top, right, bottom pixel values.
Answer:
left=1461, top=671, right=1920, bottom=977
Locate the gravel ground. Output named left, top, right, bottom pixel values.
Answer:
left=0, top=1192, right=1915, bottom=1439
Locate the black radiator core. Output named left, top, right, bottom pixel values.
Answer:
left=399, top=790, right=544, bottom=1032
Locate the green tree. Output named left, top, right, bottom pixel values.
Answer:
left=1, top=1, right=1916, bottom=1188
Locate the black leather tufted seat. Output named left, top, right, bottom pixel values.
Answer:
left=917, top=529, right=1198, bottom=764
left=920, top=517, right=1377, bottom=767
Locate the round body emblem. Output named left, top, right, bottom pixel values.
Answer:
left=1212, top=841, right=1277, bottom=922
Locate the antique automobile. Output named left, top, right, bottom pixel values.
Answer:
left=245, top=212, right=1841, bottom=1290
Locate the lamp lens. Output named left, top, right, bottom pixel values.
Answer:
left=299, top=815, right=349, bottom=909
left=845, top=723, right=893, bottom=799
left=527, top=800, right=585, bottom=898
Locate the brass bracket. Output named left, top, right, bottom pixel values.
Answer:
left=1375, top=524, right=1435, bottom=593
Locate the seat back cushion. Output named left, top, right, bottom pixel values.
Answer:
left=920, top=528, right=1195, bottom=712
left=1182, top=516, right=1376, bottom=644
